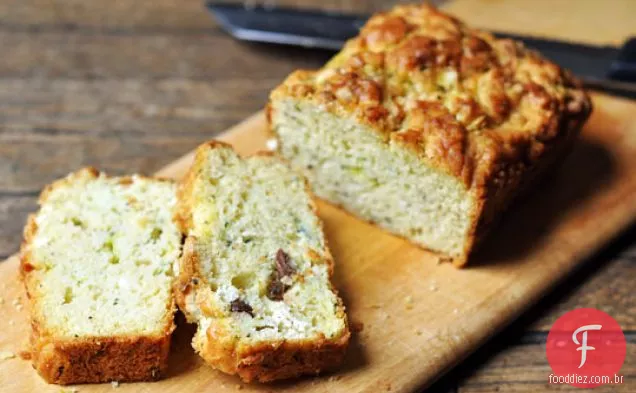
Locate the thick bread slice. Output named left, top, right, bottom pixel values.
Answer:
left=174, top=141, right=349, bottom=382
left=268, top=4, right=592, bottom=265
left=20, top=168, right=181, bottom=384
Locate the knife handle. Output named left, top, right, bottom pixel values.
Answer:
left=609, top=37, right=636, bottom=82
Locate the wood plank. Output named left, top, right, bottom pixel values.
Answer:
left=443, top=0, right=636, bottom=45
left=0, top=195, right=37, bottom=258
left=528, top=250, right=636, bottom=332
left=3, top=0, right=632, bottom=46
left=0, top=32, right=330, bottom=79
left=1, top=92, right=636, bottom=392
left=0, top=0, right=213, bottom=31
left=457, top=343, right=635, bottom=392
left=0, top=136, right=203, bottom=193
left=0, top=78, right=280, bottom=135
left=0, top=0, right=387, bottom=31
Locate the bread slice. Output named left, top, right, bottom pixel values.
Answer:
left=20, top=168, right=181, bottom=384
left=174, top=141, right=349, bottom=382
left=268, top=4, right=592, bottom=265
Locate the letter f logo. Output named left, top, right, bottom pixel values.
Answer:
left=547, top=309, right=626, bottom=388
left=572, top=324, right=602, bottom=368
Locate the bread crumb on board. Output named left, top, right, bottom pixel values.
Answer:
left=0, top=351, right=16, bottom=360
left=265, top=138, right=278, bottom=151
left=111, top=381, right=120, bottom=388
left=404, top=295, right=414, bottom=310
left=12, top=297, right=22, bottom=309
left=350, top=320, right=364, bottom=333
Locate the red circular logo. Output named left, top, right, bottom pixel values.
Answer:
left=546, top=308, right=626, bottom=388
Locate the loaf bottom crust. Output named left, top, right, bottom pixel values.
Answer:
left=29, top=334, right=171, bottom=384
left=192, top=318, right=350, bottom=383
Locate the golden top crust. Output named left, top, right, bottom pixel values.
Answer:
left=270, top=3, right=591, bottom=188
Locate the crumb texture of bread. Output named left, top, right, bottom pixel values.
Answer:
left=174, top=142, right=349, bottom=382
left=20, top=168, right=181, bottom=384
left=269, top=3, right=592, bottom=265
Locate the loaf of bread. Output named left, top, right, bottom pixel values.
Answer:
left=20, top=168, right=181, bottom=384
left=174, top=141, right=349, bottom=382
left=268, top=4, right=592, bottom=265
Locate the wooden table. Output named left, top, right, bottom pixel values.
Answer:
left=0, top=1, right=633, bottom=391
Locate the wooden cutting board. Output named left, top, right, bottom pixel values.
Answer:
left=1, top=93, right=636, bottom=392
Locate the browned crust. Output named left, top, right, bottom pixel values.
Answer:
left=20, top=167, right=177, bottom=384
left=174, top=141, right=350, bottom=382
left=197, top=323, right=350, bottom=383
left=28, top=333, right=171, bottom=384
left=268, top=3, right=592, bottom=266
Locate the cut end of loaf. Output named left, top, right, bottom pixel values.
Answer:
left=175, top=142, right=349, bottom=382
left=270, top=99, right=475, bottom=262
left=21, top=168, right=180, bottom=383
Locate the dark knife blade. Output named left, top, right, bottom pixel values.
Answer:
left=208, top=2, right=636, bottom=99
